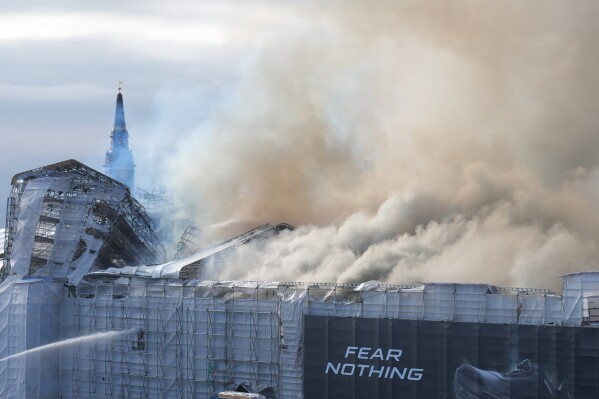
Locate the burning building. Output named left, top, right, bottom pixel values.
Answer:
left=0, top=160, right=598, bottom=399
left=1, top=159, right=165, bottom=283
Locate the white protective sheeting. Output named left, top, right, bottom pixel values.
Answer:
left=9, top=179, right=56, bottom=277
left=0, top=273, right=594, bottom=398
left=454, top=284, right=489, bottom=322
left=562, top=272, right=599, bottom=325
left=423, top=283, right=456, bottom=321
left=0, top=228, right=6, bottom=258
left=279, top=289, right=307, bottom=399
left=155, top=225, right=274, bottom=279
left=484, top=294, right=518, bottom=323
left=65, top=279, right=287, bottom=398
left=517, top=294, right=562, bottom=325
left=7, top=176, right=128, bottom=284
left=42, top=178, right=126, bottom=284
left=0, top=278, right=62, bottom=399
left=84, top=225, right=279, bottom=281
left=63, top=279, right=581, bottom=398
left=353, top=280, right=385, bottom=291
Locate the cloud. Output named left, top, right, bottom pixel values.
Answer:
left=0, top=12, right=228, bottom=47
left=0, top=0, right=296, bottom=222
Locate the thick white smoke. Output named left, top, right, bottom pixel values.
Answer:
left=217, top=194, right=598, bottom=290
left=161, top=1, right=599, bottom=290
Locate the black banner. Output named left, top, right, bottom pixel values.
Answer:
left=303, top=316, right=599, bottom=398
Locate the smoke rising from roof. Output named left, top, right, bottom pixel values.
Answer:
left=163, top=1, right=599, bottom=289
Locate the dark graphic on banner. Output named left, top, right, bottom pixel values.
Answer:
left=303, top=316, right=599, bottom=398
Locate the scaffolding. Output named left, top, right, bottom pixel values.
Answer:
left=0, top=269, right=597, bottom=398
left=174, top=225, right=204, bottom=260
left=48, top=276, right=581, bottom=399
left=70, top=279, right=284, bottom=398
left=1, top=160, right=165, bottom=283
left=0, top=228, right=5, bottom=265
left=134, top=186, right=173, bottom=214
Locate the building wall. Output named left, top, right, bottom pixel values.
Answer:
left=60, top=279, right=596, bottom=399
left=0, top=276, right=597, bottom=398
left=0, top=278, right=62, bottom=399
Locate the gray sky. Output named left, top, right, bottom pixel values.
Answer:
left=0, top=0, right=299, bottom=224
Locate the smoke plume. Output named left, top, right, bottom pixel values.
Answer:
left=163, top=1, right=599, bottom=290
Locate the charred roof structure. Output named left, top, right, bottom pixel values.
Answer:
left=174, top=224, right=204, bottom=260
left=88, top=222, right=294, bottom=280
left=1, top=159, right=165, bottom=283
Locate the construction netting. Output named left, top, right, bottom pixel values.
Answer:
left=68, top=279, right=303, bottom=399
left=0, top=274, right=596, bottom=398
left=2, top=160, right=166, bottom=285
left=0, top=228, right=5, bottom=261
left=0, top=278, right=61, bottom=399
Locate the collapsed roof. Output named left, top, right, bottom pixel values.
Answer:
left=85, top=222, right=294, bottom=280
left=2, top=159, right=165, bottom=283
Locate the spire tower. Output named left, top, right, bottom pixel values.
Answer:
left=104, top=83, right=135, bottom=189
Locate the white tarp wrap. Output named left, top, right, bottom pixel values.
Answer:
left=562, top=272, right=599, bottom=326
left=353, top=280, right=385, bottom=291
left=10, top=179, right=55, bottom=277
left=45, top=179, right=126, bottom=284
left=423, top=283, right=456, bottom=321
left=0, top=228, right=6, bottom=258
left=0, top=273, right=595, bottom=398
left=8, top=175, right=128, bottom=284
left=485, top=294, right=518, bottom=323
left=279, top=289, right=307, bottom=399
left=454, top=284, right=488, bottom=322
left=0, top=278, right=62, bottom=399
left=155, top=225, right=274, bottom=279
